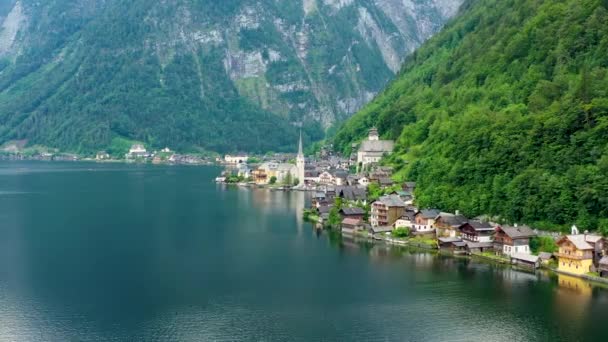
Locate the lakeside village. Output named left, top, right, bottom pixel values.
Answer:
left=0, top=141, right=215, bottom=165
left=217, top=128, right=608, bottom=285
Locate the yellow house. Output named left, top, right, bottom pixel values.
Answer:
left=556, top=235, right=594, bottom=275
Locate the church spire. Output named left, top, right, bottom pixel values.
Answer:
left=298, top=130, right=303, bottom=157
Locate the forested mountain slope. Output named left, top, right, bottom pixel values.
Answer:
left=0, top=0, right=461, bottom=153
left=335, top=0, right=608, bottom=231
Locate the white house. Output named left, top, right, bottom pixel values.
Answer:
left=358, top=177, right=370, bottom=187
left=318, top=171, right=335, bottom=185
left=357, top=128, right=394, bottom=168
left=225, top=155, right=248, bottom=164
left=126, top=144, right=148, bottom=159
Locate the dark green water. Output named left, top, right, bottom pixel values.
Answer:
left=1, top=161, right=607, bottom=341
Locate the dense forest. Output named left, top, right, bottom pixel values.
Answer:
left=335, top=0, right=608, bottom=232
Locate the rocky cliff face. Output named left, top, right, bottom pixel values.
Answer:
left=0, top=0, right=463, bottom=152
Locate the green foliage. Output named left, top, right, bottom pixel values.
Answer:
left=269, top=176, right=277, bottom=185
left=328, top=206, right=342, bottom=227
left=392, top=228, right=410, bottom=238
left=335, top=0, right=608, bottom=230
left=530, top=236, right=558, bottom=254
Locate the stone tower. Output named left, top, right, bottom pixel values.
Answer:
left=296, top=130, right=306, bottom=186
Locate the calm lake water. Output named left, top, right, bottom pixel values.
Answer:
left=1, top=161, right=607, bottom=341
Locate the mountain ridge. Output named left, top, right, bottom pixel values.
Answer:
left=0, top=0, right=462, bottom=153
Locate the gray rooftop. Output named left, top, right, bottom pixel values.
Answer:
left=359, top=140, right=395, bottom=153
left=499, top=225, right=536, bottom=238
left=377, top=195, right=406, bottom=208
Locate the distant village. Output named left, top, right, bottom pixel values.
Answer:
left=217, top=128, right=608, bottom=284
left=0, top=141, right=215, bottom=166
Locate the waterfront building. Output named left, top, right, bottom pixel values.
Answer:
left=556, top=235, right=595, bottom=275
left=413, top=209, right=440, bottom=232
left=459, top=220, right=495, bottom=253
left=224, top=155, right=248, bottom=164
left=253, top=162, right=298, bottom=185
left=599, top=257, right=608, bottom=277
left=96, top=151, right=110, bottom=160
left=493, top=225, right=536, bottom=257
left=341, top=218, right=364, bottom=235
left=339, top=207, right=365, bottom=221
left=357, top=128, right=394, bottom=168
left=434, top=212, right=468, bottom=238
left=371, top=195, right=405, bottom=227
left=126, top=144, right=148, bottom=159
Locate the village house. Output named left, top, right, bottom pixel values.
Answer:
left=510, top=253, right=541, bottom=269
left=318, top=171, right=335, bottom=185
left=434, top=212, right=468, bottom=238
left=358, top=177, right=371, bottom=187
left=96, top=151, right=110, bottom=160
left=493, top=225, right=536, bottom=257
left=236, top=163, right=251, bottom=179
left=126, top=144, right=149, bottom=159
left=390, top=190, right=414, bottom=204
left=438, top=237, right=467, bottom=254
left=393, top=208, right=419, bottom=230
left=333, top=170, right=349, bottom=186
left=583, top=234, right=605, bottom=268
left=556, top=235, right=595, bottom=276
left=459, top=220, right=495, bottom=253
left=224, top=155, right=248, bottom=164
left=335, top=186, right=367, bottom=204
left=413, top=209, right=440, bottom=232
left=304, top=170, right=320, bottom=185
left=253, top=162, right=298, bottom=185
left=370, top=195, right=406, bottom=227
left=341, top=218, right=364, bottom=235
left=357, top=128, right=395, bottom=168
left=340, top=207, right=365, bottom=221
left=599, top=257, right=608, bottom=278
left=403, top=182, right=416, bottom=193
left=378, top=177, right=394, bottom=188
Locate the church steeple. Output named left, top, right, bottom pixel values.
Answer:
left=298, top=130, right=304, bottom=157
left=296, top=129, right=306, bottom=187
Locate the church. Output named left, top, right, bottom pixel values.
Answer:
left=357, top=128, right=394, bottom=168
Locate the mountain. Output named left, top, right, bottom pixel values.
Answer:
left=0, top=0, right=462, bottom=153
left=334, top=0, right=608, bottom=231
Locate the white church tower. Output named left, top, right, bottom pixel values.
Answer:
left=296, top=130, right=306, bottom=187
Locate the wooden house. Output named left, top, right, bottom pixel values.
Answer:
left=493, top=225, right=536, bottom=257
left=341, top=218, right=364, bottom=235
left=370, top=195, right=405, bottom=227
left=340, top=207, right=365, bottom=221
left=599, top=257, right=608, bottom=278
left=435, top=212, right=468, bottom=238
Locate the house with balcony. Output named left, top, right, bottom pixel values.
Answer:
left=370, top=195, right=405, bottom=228
left=493, top=225, right=536, bottom=257
left=556, top=235, right=595, bottom=276
left=459, top=220, right=495, bottom=253
left=435, top=212, right=468, bottom=238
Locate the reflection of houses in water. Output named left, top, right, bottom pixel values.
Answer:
left=493, top=267, right=539, bottom=285
left=557, top=274, right=593, bottom=297
left=409, top=252, right=434, bottom=269
left=555, top=274, right=593, bottom=324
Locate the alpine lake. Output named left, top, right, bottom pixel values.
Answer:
left=0, top=161, right=607, bottom=341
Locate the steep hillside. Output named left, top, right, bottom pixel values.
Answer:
left=335, top=0, right=608, bottom=231
left=0, top=0, right=462, bottom=153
